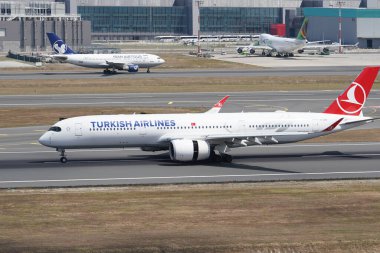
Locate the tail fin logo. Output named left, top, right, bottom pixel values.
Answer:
left=336, top=82, right=366, bottom=114
left=53, top=40, right=67, bottom=54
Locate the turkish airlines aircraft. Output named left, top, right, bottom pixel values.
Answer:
left=46, top=33, right=165, bottom=74
left=39, top=67, right=379, bottom=163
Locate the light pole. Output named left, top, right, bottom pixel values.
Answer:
left=196, top=0, right=204, bottom=56
left=338, top=1, right=344, bottom=53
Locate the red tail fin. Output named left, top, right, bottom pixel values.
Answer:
left=324, top=66, right=380, bottom=116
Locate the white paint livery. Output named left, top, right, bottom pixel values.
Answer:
left=39, top=67, right=380, bottom=163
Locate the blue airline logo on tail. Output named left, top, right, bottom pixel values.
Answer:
left=46, top=33, right=75, bottom=54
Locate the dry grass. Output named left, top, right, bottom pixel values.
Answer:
left=1, top=181, right=380, bottom=253
left=1, top=75, right=376, bottom=95
left=0, top=107, right=203, bottom=128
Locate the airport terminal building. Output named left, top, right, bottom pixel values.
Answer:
left=1, top=0, right=380, bottom=52
left=0, top=0, right=90, bottom=52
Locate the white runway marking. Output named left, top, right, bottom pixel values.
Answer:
left=1, top=171, right=380, bottom=184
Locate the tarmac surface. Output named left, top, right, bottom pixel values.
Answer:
left=0, top=90, right=379, bottom=188
left=1, top=141, right=380, bottom=188
left=215, top=52, right=380, bottom=68
left=1, top=60, right=380, bottom=188
left=0, top=66, right=369, bottom=80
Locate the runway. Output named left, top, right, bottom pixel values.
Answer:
left=2, top=91, right=380, bottom=128
left=0, top=141, right=380, bottom=188
left=1, top=67, right=380, bottom=188
left=0, top=66, right=366, bottom=80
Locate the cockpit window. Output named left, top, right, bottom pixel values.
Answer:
left=48, top=126, right=61, bottom=132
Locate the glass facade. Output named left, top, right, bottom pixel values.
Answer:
left=200, top=7, right=283, bottom=34
left=78, top=6, right=188, bottom=35
left=78, top=5, right=286, bottom=40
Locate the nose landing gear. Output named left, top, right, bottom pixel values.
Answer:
left=57, top=148, right=67, bottom=163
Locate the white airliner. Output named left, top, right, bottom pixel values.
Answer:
left=47, top=33, right=165, bottom=74
left=39, top=67, right=379, bottom=163
left=237, top=19, right=309, bottom=57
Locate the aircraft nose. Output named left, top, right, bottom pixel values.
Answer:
left=38, top=133, right=51, bottom=146
left=160, top=58, right=165, bottom=64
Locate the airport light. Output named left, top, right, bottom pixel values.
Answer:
left=338, top=1, right=344, bottom=53
left=196, top=0, right=204, bottom=56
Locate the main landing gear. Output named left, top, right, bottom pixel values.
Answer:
left=103, top=68, right=117, bottom=74
left=147, top=68, right=150, bottom=73
left=209, top=151, right=232, bottom=163
left=58, top=148, right=67, bottom=163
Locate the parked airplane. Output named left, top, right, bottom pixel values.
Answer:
left=237, top=18, right=309, bottom=57
left=39, top=67, right=379, bottom=163
left=301, top=42, right=359, bottom=55
left=46, top=33, right=165, bottom=74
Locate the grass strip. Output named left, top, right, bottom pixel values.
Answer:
left=1, top=76, right=378, bottom=95
left=1, top=181, right=380, bottom=253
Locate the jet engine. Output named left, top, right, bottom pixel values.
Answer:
left=322, top=48, right=330, bottom=54
left=237, top=47, right=243, bottom=54
left=124, top=64, right=139, bottom=72
left=298, top=49, right=304, bottom=54
left=169, top=139, right=210, bottom=162
left=249, top=49, right=255, bottom=54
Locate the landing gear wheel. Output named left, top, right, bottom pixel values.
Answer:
left=209, top=151, right=222, bottom=162
left=147, top=68, right=150, bottom=73
left=60, top=157, right=67, bottom=163
left=221, top=154, right=232, bottom=163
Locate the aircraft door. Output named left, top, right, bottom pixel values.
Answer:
left=75, top=123, right=83, bottom=136
left=238, top=120, right=247, bottom=132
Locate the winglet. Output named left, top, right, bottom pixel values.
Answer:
left=46, top=32, right=75, bottom=54
left=323, top=66, right=380, bottom=116
left=323, top=118, right=343, bottom=132
left=205, top=95, right=230, bottom=113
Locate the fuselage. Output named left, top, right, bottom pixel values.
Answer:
left=59, top=53, right=165, bottom=69
left=38, top=112, right=369, bottom=150
left=260, top=34, right=307, bottom=53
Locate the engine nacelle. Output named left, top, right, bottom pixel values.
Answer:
left=237, top=48, right=243, bottom=54
left=298, top=49, right=304, bottom=54
left=169, top=139, right=210, bottom=162
left=124, top=64, right=139, bottom=72
left=322, top=48, right=330, bottom=54
left=249, top=49, right=255, bottom=54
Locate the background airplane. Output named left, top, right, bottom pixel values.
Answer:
left=46, top=33, right=165, bottom=74
left=237, top=18, right=309, bottom=57
left=39, top=67, right=379, bottom=163
left=301, top=42, right=359, bottom=55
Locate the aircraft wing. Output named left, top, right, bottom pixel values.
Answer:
left=206, top=131, right=308, bottom=141
left=157, top=131, right=309, bottom=145
left=205, top=96, right=229, bottom=113
left=303, top=42, right=358, bottom=52
left=105, top=61, right=128, bottom=69
left=249, top=45, right=272, bottom=50
left=50, top=54, right=68, bottom=61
